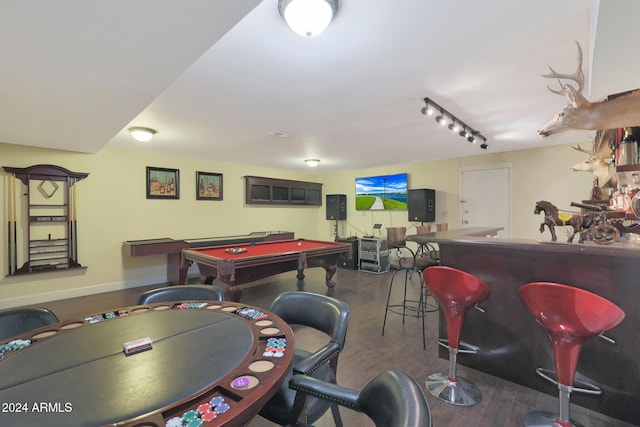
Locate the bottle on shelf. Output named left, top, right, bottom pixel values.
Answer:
left=590, top=178, right=603, bottom=200
left=617, top=127, right=638, bottom=166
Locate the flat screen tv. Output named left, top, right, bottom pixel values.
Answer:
left=355, top=173, right=408, bottom=210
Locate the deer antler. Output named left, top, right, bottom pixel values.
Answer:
left=542, top=40, right=584, bottom=95
left=571, top=143, right=593, bottom=154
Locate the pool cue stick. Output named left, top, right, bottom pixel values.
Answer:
left=13, top=175, right=17, bottom=273
left=7, top=175, right=12, bottom=274
left=71, top=181, right=77, bottom=263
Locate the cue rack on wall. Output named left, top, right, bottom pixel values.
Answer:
left=3, top=164, right=89, bottom=275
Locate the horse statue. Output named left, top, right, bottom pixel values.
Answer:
left=534, top=200, right=610, bottom=243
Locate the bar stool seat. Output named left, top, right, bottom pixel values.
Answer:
left=422, top=266, right=490, bottom=406
left=382, top=227, right=438, bottom=350
left=519, top=282, right=625, bottom=427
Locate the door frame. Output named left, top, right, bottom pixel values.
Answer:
left=460, top=163, right=512, bottom=237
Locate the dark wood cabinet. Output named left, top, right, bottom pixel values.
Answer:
left=244, top=176, right=322, bottom=206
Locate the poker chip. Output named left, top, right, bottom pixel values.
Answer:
left=209, top=396, right=225, bottom=407
left=183, top=410, right=199, bottom=421
left=201, top=411, right=217, bottom=422
left=215, top=403, right=230, bottom=414
left=8, top=339, right=32, bottom=351
left=186, top=418, right=203, bottom=427
left=232, top=376, right=250, bottom=389
left=165, top=417, right=183, bottom=427
left=196, top=403, right=212, bottom=415
left=235, top=307, right=268, bottom=320
left=176, top=302, right=208, bottom=310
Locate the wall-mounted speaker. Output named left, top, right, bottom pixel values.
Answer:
left=408, top=189, right=435, bottom=222
left=326, top=194, right=347, bottom=220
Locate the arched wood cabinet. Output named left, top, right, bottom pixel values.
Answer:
left=3, top=164, right=89, bottom=275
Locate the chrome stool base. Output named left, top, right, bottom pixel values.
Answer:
left=524, top=410, right=584, bottom=427
left=425, top=373, right=482, bottom=406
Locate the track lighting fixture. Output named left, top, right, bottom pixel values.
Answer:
left=421, top=97, right=488, bottom=150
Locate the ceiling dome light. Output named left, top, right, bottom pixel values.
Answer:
left=305, top=159, right=320, bottom=167
left=278, top=0, right=338, bottom=37
left=128, top=127, right=157, bottom=142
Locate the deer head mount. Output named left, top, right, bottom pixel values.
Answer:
left=570, top=128, right=619, bottom=183
left=538, top=41, right=640, bottom=137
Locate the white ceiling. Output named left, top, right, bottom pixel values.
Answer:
left=2, top=0, right=639, bottom=174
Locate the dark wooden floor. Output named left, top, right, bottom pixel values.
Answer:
left=28, top=268, right=635, bottom=427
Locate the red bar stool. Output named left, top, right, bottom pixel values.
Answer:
left=422, top=266, right=490, bottom=406
left=519, top=282, right=625, bottom=427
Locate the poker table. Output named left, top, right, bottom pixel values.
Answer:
left=183, top=239, right=351, bottom=301
left=0, top=301, right=294, bottom=427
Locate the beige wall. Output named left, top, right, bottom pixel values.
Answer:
left=1, top=141, right=594, bottom=308
left=320, top=144, right=594, bottom=241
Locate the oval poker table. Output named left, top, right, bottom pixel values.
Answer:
left=0, top=301, right=294, bottom=427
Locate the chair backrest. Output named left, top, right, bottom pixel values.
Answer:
left=386, top=227, right=407, bottom=248
left=289, top=369, right=432, bottom=427
left=137, top=285, right=225, bottom=305
left=269, top=291, right=350, bottom=351
left=358, top=369, right=432, bottom=427
left=0, top=307, right=59, bottom=341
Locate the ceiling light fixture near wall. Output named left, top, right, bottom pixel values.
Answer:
left=128, top=127, right=157, bottom=143
left=305, top=159, right=320, bottom=167
left=421, top=97, right=488, bottom=150
left=278, top=0, right=339, bottom=37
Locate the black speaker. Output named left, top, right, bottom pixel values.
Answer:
left=336, top=237, right=358, bottom=269
left=326, top=194, right=347, bottom=220
left=408, top=189, right=435, bottom=222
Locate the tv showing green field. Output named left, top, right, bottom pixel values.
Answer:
left=355, top=173, right=408, bottom=210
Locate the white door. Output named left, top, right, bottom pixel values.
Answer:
left=460, top=165, right=511, bottom=237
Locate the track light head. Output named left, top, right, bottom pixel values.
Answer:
left=421, top=106, right=428, bottom=115
left=459, top=127, right=467, bottom=137
left=480, top=137, right=488, bottom=149
left=467, top=132, right=477, bottom=143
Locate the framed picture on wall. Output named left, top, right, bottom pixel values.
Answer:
left=146, top=166, right=180, bottom=199
left=196, top=171, right=223, bottom=200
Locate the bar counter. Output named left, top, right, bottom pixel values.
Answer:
left=416, top=233, right=639, bottom=425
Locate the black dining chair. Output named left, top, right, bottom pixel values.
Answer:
left=0, top=307, right=59, bottom=341
left=137, top=284, right=225, bottom=305
left=288, top=369, right=432, bottom=427
left=259, top=291, right=350, bottom=426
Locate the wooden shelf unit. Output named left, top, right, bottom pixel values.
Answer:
left=3, top=164, right=88, bottom=275
left=244, top=176, right=322, bottom=206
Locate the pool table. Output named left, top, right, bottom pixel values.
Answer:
left=183, top=239, right=351, bottom=301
